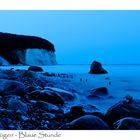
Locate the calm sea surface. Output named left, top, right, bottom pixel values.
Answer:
left=1, top=64, right=140, bottom=76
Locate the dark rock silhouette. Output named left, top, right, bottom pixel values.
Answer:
left=113, top=117, right=140, bottom=130
left=69, top=106, right=85, bottom=120
left=70, top=106, right=85, bottom=116
left=88, top=87, right=109, bottom=99
left=0, top=79, right=25, bottom=97
left=44, top=87, right=77, bottom=102
left=67, top=115, right=109, bottom=130
left=0, top=32, right=55, bottom=65
left=89, top=61, right=108, bottom=74
left=91, top=112, right=106, bottom=122
left=28, top=90, right=64, bottom=105
left=28, top=66, right=43, bottom=72
left=109, top=81, right=111, bottom=85
left=105, top=95, right=140, bottom=126
left=65, top=104, right=99, bottom=122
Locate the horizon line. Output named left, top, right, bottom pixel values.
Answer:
left=57, top=64, right=140, bottom=65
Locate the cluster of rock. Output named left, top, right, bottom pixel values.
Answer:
left=105, top=95, right=140, bottom=129
left=0, top=69, right=77, bottom=129
left=0, top=67, right=139, bottom=130
left=64, top=95, right=140, bottom=130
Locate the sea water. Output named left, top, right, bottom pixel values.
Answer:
left=1, top=64, right=140, bottom=74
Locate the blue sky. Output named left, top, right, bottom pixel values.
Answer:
left=0, top=10, right=140, bottom=64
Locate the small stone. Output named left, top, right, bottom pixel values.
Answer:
left=21, top=116, right=29, bottom=121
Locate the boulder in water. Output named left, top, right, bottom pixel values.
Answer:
left=89, top=61, right=108, bottom=74
left=88, top=87, right=109, bottom=99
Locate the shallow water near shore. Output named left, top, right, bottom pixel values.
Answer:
left=1, top=64, right=140, bottom=113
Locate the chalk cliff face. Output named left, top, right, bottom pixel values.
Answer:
left=0, top=32, right=57, bottom=65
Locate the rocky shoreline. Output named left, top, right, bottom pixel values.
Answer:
left=0, top=67, right=140, bottom=130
